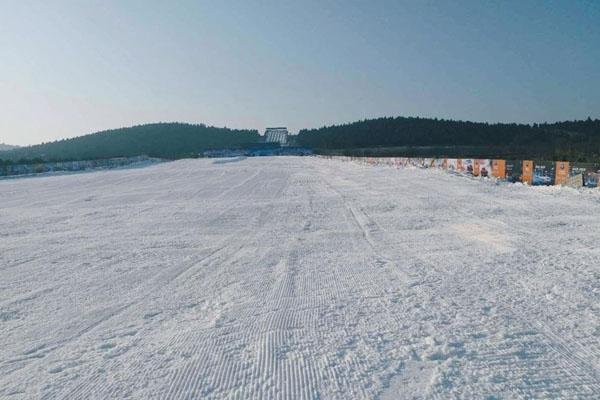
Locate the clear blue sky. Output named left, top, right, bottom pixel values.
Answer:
left=1, top=0, right=599, bottom=145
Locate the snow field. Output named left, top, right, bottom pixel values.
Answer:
left=1, top=156, right=600, bottom=399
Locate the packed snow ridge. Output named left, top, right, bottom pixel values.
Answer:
left=1, top=157, right=600, bottom=399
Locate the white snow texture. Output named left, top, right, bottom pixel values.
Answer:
left=1, top=157, right=600, bottom=399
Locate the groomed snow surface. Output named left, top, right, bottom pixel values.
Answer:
left=2, top=157, right=600, bottom=399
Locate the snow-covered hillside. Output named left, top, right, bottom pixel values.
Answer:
left=1, top=157, right=600, bottom=399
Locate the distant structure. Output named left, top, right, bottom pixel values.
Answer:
left=264, top=127, right=289, bottom=146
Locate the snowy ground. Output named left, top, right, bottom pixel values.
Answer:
left=2, top=156, right=600, bottom=399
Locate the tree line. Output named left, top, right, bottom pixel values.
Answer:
left=0, top=123, right=260, bottom=163
left=297, top=117, right=600, bottom=161
left=2, top=117, right=599, bottom=165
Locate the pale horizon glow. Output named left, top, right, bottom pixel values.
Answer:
left=1, top=1, right=599, bottom=146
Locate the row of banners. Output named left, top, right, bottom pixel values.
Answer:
left=322, top=156, right=600, bottom=188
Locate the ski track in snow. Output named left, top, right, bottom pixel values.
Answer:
left=1, top=156, right=600, bottom=399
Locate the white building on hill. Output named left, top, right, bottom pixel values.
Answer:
left=264, top=127, right=289, bottom=145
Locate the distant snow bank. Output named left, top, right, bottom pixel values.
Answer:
left=0, top=155, right=165, bottom=180
left=212, top=156, right=247, bottom=164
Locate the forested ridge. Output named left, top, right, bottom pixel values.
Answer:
left=0, top=123, right=260, bottom=163
left=3, top=117, right=600, bottom=164
left=297, top=116, right=600, bottom=161
left=0, top=143, right=19, bottom=151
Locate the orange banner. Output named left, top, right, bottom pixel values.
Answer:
left=555, top=161, right=570, bottom=185
left=522, top=160, right=533, bottom=184
left=491, top=160, right=506, bottom=178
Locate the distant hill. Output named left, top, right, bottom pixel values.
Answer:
left=4, top=117, right=600, bottom=164
left=0, top=123, right=260, bottom=162
left=297, top=117, right=600, bottom=161
left=0, top=143, right=19, bottom=151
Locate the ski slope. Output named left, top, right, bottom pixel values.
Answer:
left=2, top=156, right=600, bottom=399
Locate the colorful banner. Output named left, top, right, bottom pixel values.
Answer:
left=491, top=159, right=506, bottom=179
left=479, top=159, right=491, bottom=177
left=533, top=162, right=555, bottom=186
left=321, top=155, right=600, bottom=189
left=447, top=158, right=458, bottom=171
left=456, top=159, right=463, bottom=172
left=522, top=160, right=534, bottom=184
left=569, top=163, right=600, bottom=188
left=463, top=159, right=474, bottom=174
left=504, top=160, right=521, bottom=182
left=585, top=171, right=600, bottom=188
left=473, top=159, right=481, bottom=176
left=555, top=161, right=570, bottom=185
